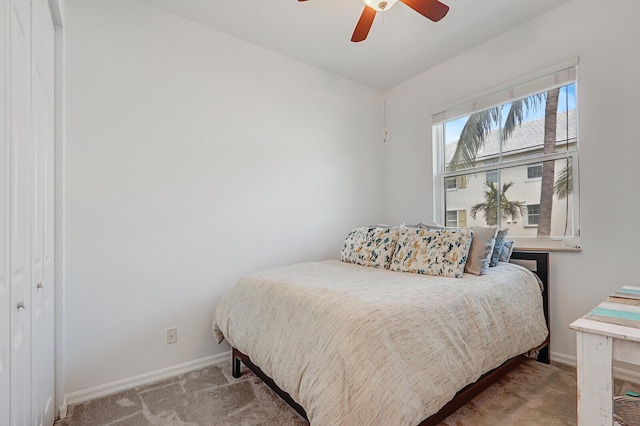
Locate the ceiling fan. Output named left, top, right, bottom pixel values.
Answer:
left=298, top=0, right=449, bottom=42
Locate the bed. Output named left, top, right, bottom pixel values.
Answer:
left=213, top=247, right=549, bottom=426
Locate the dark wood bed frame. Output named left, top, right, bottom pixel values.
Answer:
left=231, top=250, right=550, bottom=425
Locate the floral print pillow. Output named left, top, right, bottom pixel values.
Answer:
left=340, top=227, right=367, bottom=263
left=390, top=226, right=473, bottom=278
left=340, top=227, right=399, bottom=269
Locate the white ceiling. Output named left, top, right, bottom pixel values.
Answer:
left=138, top=0, right=571, bottom=90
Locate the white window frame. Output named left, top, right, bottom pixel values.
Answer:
left=432, top=60, right=581, bottom=247
left=485, top=170, right=499, bottom=184
left=446, top=209, right=468, bottom=228
left=445, top=176, right=458, bottom=191
left=526, top=204, right=540, bottom=227
left=526, top=163, right=543, bottom=181
left=445, top=210, right=459, bottom=227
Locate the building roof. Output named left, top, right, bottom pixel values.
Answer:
left=445, top=109, right=577, bottom=164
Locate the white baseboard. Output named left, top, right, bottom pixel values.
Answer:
left=550, top=351, right=577, bottom=367
left=57, top=350, right=640, bottom=419
left=58, top=351, right=231, bottom=419
left=58, top=396, right=68, bottom=419
left=614, top=367, right=640, bottom=385
left=551, top=351, right=640, bottom=384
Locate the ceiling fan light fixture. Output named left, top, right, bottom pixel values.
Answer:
left=298, top=0, right=449, bottom=43
left=362, top=0, right=399, bottom=12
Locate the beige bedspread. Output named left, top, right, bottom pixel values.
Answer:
left=213, top=260, right=548, bottom=426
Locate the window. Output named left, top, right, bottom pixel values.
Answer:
left=446, top=210, right=467, bottom=228
left=527, top=204, right=540, bottom=226
left=432, top=65, right=579, bottom=241
left=445, top=175, right=467, bottom=190
left=486, top=170, right=498, bottom=184
left=527, top=163, right=543, bottom=179
left=445, top=177, right=457, bottom=190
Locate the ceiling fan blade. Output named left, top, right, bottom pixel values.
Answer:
left=351, top=6, right=376, bottom=42
left=400, top=0, right=449, bottom=22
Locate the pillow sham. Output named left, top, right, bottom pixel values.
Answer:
left=340, top=226, right=399, bottom=269
left=490, top=229, right=509, bottom=267
left=499, top=240, right=515, bottom=263
left=464, top=226, right=497, bottom=276
left=340, top=227, right=366, bottom=263
left=390, top=226, right=473, bottom=278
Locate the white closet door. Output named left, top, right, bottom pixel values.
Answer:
left=41, top=2, right=55, bottom=422
left=31, top=4, right=45, bottom=425
left=0, top=0, right=11, bottom=425
left=42, top=9, right=55, bottom=426
left=31, top=0, right=55, bottom=423
left=10, top=0, right=32, bottom=424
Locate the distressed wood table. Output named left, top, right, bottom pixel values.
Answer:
left=569, top=287, right=640, bottom=426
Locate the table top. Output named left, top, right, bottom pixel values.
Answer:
left=569, top=287, right=640, bottom=343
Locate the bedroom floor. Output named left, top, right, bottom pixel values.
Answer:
left=55, top=359, right=639, bottom=426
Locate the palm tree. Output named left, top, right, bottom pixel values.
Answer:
left=447, top=95, right=545, bottom=172
left=470, top=181, right=526, bottom=226
left=448, top=90, right=560, bottom=236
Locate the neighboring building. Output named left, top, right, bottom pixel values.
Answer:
left=444, top=109, right=577, bottom=237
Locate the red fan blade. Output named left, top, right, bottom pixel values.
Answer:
left=351, top=6, right=376, bottom=42
left=400, top=0, right=449, bottom=22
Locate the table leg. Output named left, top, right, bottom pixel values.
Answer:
left=576, top=331, right=614, bottom=426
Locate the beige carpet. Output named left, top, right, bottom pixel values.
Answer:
left=55, top=359, right=639, bottom=426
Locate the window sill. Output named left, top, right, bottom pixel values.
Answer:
left=512, top=236, right=582, bottom=253
left=513, top=245, right=581, bottom=253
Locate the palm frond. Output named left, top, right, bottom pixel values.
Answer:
left=502, top=93, right=545, bottom=140
left=554, top=163, right=573, bottom=199
left=447, top=108, right=500, bottom=171
left=449, top=93, right=545, bottom=172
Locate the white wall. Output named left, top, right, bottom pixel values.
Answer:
left=63, top=0, right=640, bottom=404
left=63, top=0, right=383, bottom=396
left=383, top=0, right=640, bottom=367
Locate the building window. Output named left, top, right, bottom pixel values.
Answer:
left=486, top=170, right=498, bottom=184
left=445, top=177, right=457, bottom=190
left=527, top=204, right=540, bottom=226
left=446, top=210, right=467, bottom=228
left=445, top=175, right=467, bottom=190
left=527, top=163, right=543, bottom=179
left=432, top=65, right=580, bottom=240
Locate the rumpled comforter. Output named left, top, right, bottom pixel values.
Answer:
left=213, top=260, right=548, bottom=426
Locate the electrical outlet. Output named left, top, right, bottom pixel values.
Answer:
left=166, top=327, right=177, bottom=344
